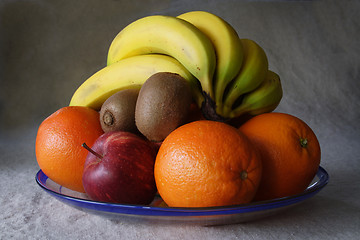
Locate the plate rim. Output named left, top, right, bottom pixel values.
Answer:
left=35, top=166, right=329, bottom=217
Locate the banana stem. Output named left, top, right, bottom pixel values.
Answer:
left=201, top=92, right=228, bottom=122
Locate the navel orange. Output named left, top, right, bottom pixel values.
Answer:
left=239, top=112, right=321, bottom=201
left=35, top=106, right=104, bottom=192
left=154, top=120, right=262, bottom=208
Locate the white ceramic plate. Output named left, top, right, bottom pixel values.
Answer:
left=35, top=166, right=329, bottom=226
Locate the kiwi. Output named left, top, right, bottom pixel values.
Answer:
left=135, top=72, right=193, bottom=142
left=99, top=88, right=140, bottom=133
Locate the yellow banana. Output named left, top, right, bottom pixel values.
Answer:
left=70, top=54, right=203, bottom=110
left=177, top=11, right=243, bottom=112
left=222, top=39, right=268, bottom=115
left=107, top=15, right=216, bottom=98
left=228, top=70, right=283, bottom=118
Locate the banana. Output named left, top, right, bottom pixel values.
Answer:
left=228, top=70, right=283, bottom=118
left=107, top=15, right=216, bottom=98
left=69, top=54, right=203, bottom=110
left=222, top=39, right=268, bottom=116
left=177, top=11, right=243, bottom=111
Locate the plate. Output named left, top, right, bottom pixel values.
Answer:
left=35, top=166, right=329, bottom=226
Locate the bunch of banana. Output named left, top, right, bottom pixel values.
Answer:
left=69, top=11, right=283, bottom=121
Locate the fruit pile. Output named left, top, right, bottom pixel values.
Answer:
left=36, top=11, right=321, bottom=208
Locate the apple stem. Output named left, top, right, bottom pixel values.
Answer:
left=82, top=143, right=103, bottom=159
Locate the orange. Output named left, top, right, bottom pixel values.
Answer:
left=239, top=112, right=321, bottom=201
left=154, top=120, right=262, bottom=208
left=36, top=106, right=104, bottom=192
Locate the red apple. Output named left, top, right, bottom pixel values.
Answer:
left=82, top=131, right=157, bottom=205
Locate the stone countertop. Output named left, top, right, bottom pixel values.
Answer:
left=1, top=0, right=359, bottom=239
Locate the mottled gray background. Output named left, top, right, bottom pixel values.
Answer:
left=1, top=0, right=359, bottom=239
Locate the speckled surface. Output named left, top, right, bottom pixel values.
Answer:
left=1, top=0, right=360, bottom=239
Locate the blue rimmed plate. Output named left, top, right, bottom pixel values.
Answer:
left=35, top=166, right=329, bottom=226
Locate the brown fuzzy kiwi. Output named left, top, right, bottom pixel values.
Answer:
left=99, top=88, right=140, bottom=133
left=135, top=72, right=193, bottom=142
